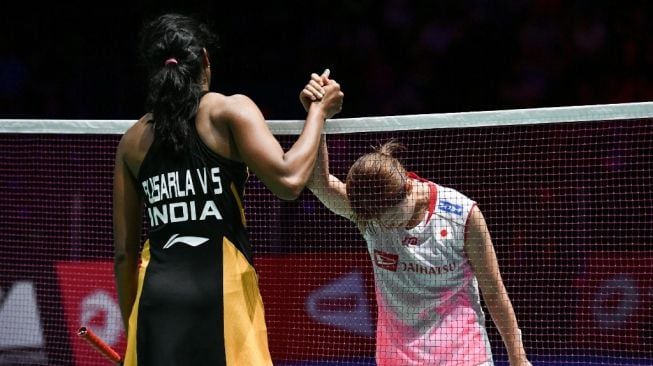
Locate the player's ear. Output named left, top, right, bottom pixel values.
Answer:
left=201, top=48, right=210, bottom=68
left=404, top=178, right=413, bottom=195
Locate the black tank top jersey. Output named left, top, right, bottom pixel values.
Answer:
left=126, top=100, right=271, bottom=366
left=137, top=120, right=250, bottom=264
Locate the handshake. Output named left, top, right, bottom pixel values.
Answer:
left=299, top=69, right=344, bottom=119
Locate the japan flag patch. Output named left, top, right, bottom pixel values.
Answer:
left=439, top=227, right=450, bottom=238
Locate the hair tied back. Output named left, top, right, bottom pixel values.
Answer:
left=376, top=140, right=405, bottom=157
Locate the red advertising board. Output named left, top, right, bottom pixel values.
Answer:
left=50, top=251, right=653, bottom=362
left=56, top=261, right=126, bottom=365
left=56, top=254, right=376, bottom=363
left=574, top=253, right=653, bottom=352
left=256, top=252, right=377, bottom=360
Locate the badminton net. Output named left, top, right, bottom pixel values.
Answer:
left=0, top=102, right=651, bottom=365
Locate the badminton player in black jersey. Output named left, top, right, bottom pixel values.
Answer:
left=112, top=13, right=343, bottom=366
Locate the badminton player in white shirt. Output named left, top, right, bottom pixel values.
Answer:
left=300, top=74, right=531, bottom=366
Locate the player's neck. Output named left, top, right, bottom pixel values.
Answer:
left=405, top=182, right=431, bottom=229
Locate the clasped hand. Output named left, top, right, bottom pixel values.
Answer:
left=299, top=69, right=343, bottom=118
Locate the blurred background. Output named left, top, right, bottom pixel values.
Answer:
left=1, top=2, right=653, bottom=365
left=2, top=0, right=653, bottom=120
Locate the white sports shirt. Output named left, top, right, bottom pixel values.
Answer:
left=363, top=177, right=493, bottom=366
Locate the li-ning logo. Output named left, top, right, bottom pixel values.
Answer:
left=374, top=250, right=398, bottom=272
left=162, top=234, right=209, bottom=249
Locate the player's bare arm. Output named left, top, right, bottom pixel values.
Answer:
left=464, top=205, right=531, bottom=366
left=307, top=135, right=354, bottom=220
left=218, top=82, right=341, bottom=200
left=112, top=122, right=146, bottom=331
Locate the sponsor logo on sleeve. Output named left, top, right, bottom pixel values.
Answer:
left=438, top=200, right=463, bottom=216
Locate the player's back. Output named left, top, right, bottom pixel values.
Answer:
left=122, top=100, right=272, bottom=365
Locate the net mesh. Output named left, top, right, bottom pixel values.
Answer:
left=1, top=103, right=652, bottom=365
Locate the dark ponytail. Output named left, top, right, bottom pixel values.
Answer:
left=138, top=13, right=219, bottom=153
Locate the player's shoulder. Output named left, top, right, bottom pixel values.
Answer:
left=117, top=114, right=154, bottom=158
left=435, top=184, right=476, bottom=224
left=203, top=92, right=262, bottom=127
left=203, top=92, right=256, bottom=114
left=436, top=184, right=471, bottom=201
left=120, top=115, right=150, bottom=145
